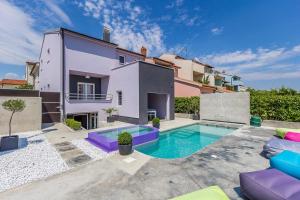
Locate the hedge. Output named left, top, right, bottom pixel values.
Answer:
left=175, top=96, right=200, bottom=114
left=65, top=118, right=82, bottom=130
left=250, top=94, right=300, bottom=122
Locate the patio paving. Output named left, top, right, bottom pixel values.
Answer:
left=0, top=125, right=274, bottom=200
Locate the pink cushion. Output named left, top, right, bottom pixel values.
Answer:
left=284, top=132, right=300, bottom=142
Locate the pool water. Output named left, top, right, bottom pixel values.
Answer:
left=97, top=126, right=153, bottom=139
left=135, top=124, right=236, bottom=159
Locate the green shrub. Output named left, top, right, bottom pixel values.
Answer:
left=65, top=118, right=81, bottom=130
left=175, top=96, right=200, bottom=114
left=118, top=132, right=132, bottom=145
left=152, top=117, right=160, bottom=125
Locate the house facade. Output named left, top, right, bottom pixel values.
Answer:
left=37, top=28, right=174, bottom=129
left=157, top=54, right=216, bottom=97
left=0, top=79, right=27, bottom=89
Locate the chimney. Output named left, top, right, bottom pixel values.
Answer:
left=141, top=46, right=147, bottom=57
left=103, top=26, right=110, bottom=42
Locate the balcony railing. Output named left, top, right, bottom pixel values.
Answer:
left=66, top=93, right=113, bottom=103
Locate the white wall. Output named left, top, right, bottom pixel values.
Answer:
left=200, top=92, right=250, bottom=124
left=109, top=63, right=140, bottom=119
left=38, top=33, right=62, bottom=92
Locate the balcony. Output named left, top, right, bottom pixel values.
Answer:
left=66, top=93, right=113, bottom=103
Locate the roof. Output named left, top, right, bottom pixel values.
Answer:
left=0, top=79, right=27, bottom=85
left=47, top=28, right=144, bottom=58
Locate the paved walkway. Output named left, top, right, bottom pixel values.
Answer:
left=0, top=124, right=274, bottom=200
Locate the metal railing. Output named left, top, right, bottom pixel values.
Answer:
left=66, top=93, right=113, bottom=102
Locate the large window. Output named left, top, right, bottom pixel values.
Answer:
left=119, top=55, right=125, bottom=65
left=77, top=82, right=95, bottom=99
left=117, top=91, right=122, bottom=106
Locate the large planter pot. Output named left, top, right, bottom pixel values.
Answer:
left=0, top=135, right=19, bottom=151
left=153, top=123, right=160, bottom=129
left=107, top=116, right=115, bottom=123
left=118, top=143, right=132, bottom=155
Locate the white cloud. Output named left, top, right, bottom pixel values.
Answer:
left=4, top=72, right=20, bottom=79
left=200, top=44, right=300, bottom=82
left=0, top=0, right=42, bottom=65
left=76, top=0, right=166, bottom=55
left=44, top=1, right=73, bottom=26
left=166, top=0, right=184, bottom=9
left=211, top=27, right=223, bottom=35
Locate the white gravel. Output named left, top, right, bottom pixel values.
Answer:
left=71, top=139, right=115, bottom=160
left=0, top=133, right=69, bottom=192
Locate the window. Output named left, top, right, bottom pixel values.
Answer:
left=77, top=82, right=95, bottom=100
left=119, top=55, right=125, bottom=65
left=117, top=91, right=122, bottom=106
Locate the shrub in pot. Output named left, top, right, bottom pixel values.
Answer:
left=118, top=132, right=132, bottom=155
left=152, top=117, right=160, bottom=129
left=1, top=99, right=26, bottom=151
left=102, top=108, right=117, bottom=123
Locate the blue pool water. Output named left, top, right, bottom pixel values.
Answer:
left=135, top=124, right=236, bottom=159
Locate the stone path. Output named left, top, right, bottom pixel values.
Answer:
left=54, top=142, right=92, bottom=168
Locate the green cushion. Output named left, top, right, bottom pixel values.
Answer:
left=170, top=186, right=230, bottom=200
left=276, top=128, right=300, bottom=138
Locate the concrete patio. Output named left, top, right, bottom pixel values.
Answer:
left=0, top=123, right=275, bottom=200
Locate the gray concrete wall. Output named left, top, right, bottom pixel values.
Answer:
left=139, top=62, right=175, bottom=124
left=0, top=97, right=41, bottom=135
left=200, top=92, right=250, bottom=124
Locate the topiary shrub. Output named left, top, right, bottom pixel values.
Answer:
left=152, top=117, right=160, bottom=125
left=118, top=132, right=132, bottom=145
left=65, top=118, right=81, bottom=130
left=2, top=99, right=26, bottom=136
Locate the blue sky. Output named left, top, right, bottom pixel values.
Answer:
left=1, top=0, right=300, bottom=90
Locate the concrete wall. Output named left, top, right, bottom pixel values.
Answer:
left=200, top=92, right=250, bottom=124
left=0, top=97, right=41, bottom=134
left=139, top=62, right=175, bottom=124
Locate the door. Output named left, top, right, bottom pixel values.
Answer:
left=77, top=82, right=95, bottom=100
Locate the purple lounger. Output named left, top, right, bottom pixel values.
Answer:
left=240, top=169, right=300, bottom=200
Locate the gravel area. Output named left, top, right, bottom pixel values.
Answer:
left=71, top=139, right=115, bottom=160
left=0, top=133, right=68, bottom=192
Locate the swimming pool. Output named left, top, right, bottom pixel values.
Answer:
left=87, top=125, right=159, bottom=152
left=135, top=124, right=236, bottom=159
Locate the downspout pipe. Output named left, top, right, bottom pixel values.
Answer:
left=61, top=28, right=66, bottom=121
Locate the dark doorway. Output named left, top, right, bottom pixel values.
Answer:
left=74, top=114, right=88, bottom=129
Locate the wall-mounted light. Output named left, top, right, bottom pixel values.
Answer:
left=85, top=75, right=90, bottom=79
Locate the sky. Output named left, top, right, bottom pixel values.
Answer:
left=0, top=0, right=300, bottom=90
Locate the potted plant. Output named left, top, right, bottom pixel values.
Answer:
left=1, top=99, right=26, bottom=151
left=118, top=132, right=132, bottom=155
left=152, top=117, right=160, bottom=129
left=102, top=107, right=117, bottom=123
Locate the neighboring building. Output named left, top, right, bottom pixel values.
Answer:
left=155, top=54, right=216, bottom=97
left=159, top=54, right=215, bottom=86
left=0, top=79, right=27, bottom=89
left=25, top=61, right=39, bottom=88
left=37, top=28, right=174, bottom=129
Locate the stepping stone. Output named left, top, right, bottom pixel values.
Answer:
left=67, top=154, right=92, bottom=167
left=54, top=142, right=77, bottom=152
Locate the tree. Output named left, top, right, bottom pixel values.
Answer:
left=2, top=99, right=26, bottom=136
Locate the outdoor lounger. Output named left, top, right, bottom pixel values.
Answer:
left=263, top=137, right=300, bottom=158
left=169, top=185, right=230, bottom=200
left=270, top=150, right=300, bottom=179
left=276, top=128, right=300, bottom=139
left=284, top=131, right=300, bottom=142
left=240, top=168, right=300, bottom=200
